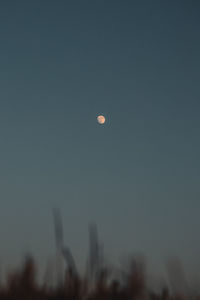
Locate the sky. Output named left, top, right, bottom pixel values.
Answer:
left=0, top=0, right=200, bottom=282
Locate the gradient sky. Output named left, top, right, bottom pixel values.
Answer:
left=0, top=0, right=200, bottom=281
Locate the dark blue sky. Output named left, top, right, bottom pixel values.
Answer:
left=0, top=0, right=200, bottom=279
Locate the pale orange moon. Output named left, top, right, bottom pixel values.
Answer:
left=97, top=115, right=106, bottom=124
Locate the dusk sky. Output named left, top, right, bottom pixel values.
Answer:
left=0, top=1, right=200, bottom=280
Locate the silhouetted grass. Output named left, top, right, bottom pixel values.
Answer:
left=0, top=250, right=199, bottom=300
left=0, top=211, right=198, bottom=300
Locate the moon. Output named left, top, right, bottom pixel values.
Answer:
left=97, top=115, right=106, bottom=124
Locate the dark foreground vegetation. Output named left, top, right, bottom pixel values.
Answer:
left=0, top=210, right=198, bottom=300
left=0, top=254, right=199, bottom=300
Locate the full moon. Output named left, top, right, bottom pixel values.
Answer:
left=97, top=115, right=106, bottom=124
